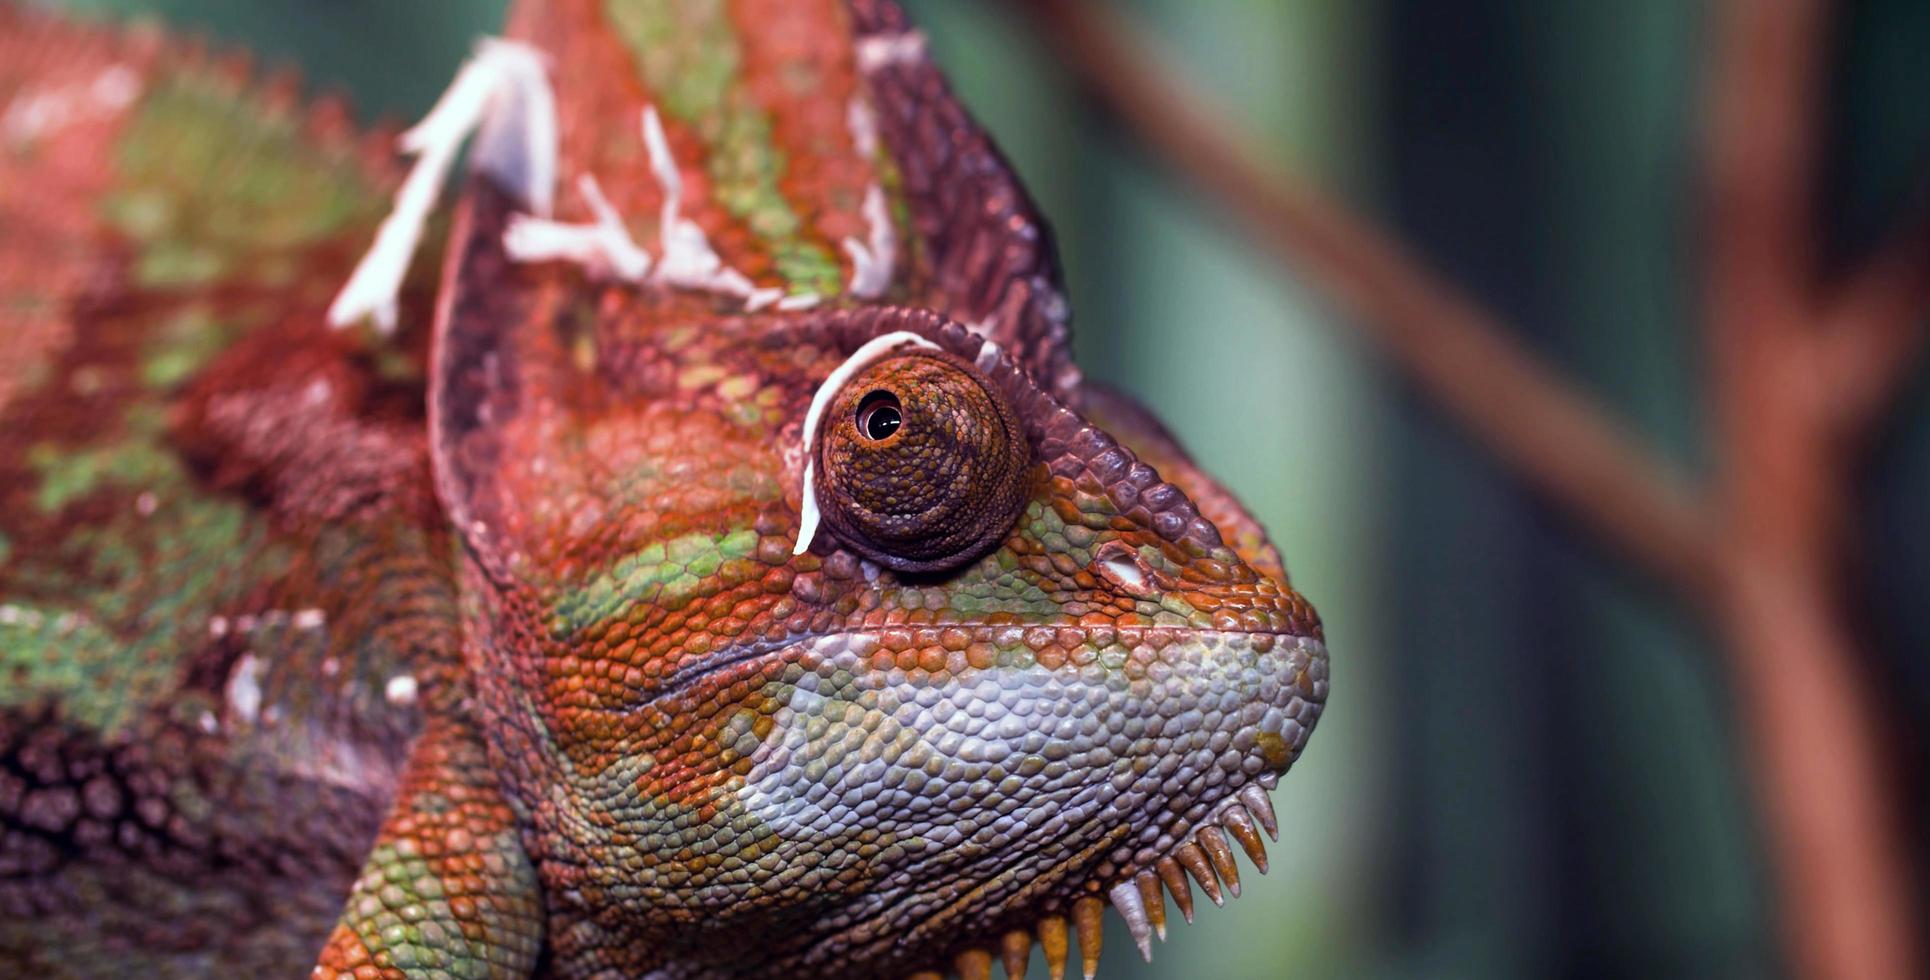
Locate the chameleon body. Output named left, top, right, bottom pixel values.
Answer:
left=0, top=1, right=1328, bottom=977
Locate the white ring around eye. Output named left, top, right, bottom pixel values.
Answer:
left=792, top=330, right=941, bottom=556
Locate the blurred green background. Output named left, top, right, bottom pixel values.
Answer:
left=39, top=1, right=1930, bottom=977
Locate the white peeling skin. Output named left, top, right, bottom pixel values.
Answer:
left=329, top=39, right=553, bottom=333
left=973, top=336, right=1006, bottom=373
left=641, top=103, right=683, bottom=221
left=790, top=331, right=941, bottom=555
left=225, top=653, right=263, bottom=725
left=1101, top=553, right=1147, bottom=591
left=842, top=184, right=896, bottom=299
left=469, top=39, right=558, bottom=217
left=502, top=113, right=782, bottom=307
left=504, top=173, right=653, bottom=281
left=384, top=674, right=419, bottom=707
left=640, top=106, right=786, bottom=310
left=794, top=461, right=824, bottom=559
left=855, top=30, right=929, bottom=72
left=846, top=98, right=879, bottom=158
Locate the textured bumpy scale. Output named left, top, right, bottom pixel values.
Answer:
left=0, top=1, right=1328, bottom=978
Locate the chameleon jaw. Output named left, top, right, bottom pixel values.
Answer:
left=880, top=623, right=1324, bottom=980
left=920, top=779, right=1282, bottom=980
left=714, top=627, right=1325, bottom=980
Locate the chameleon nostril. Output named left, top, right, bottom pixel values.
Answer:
left=1095, top=549, right=1155, bottom=595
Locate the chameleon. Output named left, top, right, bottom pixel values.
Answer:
left=0, top=0, right=1328, bottom=977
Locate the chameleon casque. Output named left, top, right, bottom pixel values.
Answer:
left=0, top=0, right=1328, bottom=976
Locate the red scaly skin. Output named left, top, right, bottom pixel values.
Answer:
left=0, top=2, right=1327, bottom=977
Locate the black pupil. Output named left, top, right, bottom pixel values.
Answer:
left=858, top=392, right=903, bottom=441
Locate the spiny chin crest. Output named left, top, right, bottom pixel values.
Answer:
left=894, top=627, right=1325, bottom=980
left=907, top=779, right=1288, bottom=980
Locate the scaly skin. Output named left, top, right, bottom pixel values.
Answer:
left=0, top=2, right=1328, bottom=977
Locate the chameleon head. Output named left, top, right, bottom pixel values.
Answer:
left=741, top=314, right=1326, bottom=975
left=434, top=211, right=1326, bottom=974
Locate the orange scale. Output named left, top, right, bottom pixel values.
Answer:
left=1050, top=497, right=1086, bottom=525
left=1186, top=591, right=1223, bottom=611
left=964, top=644, right=997, bottom=671
left=1088, top=626, right=1121, bottom=651
left=1295, top=667, right=1319, bottom=700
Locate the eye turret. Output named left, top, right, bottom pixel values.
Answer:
left=813, top=348, right=1031, bottom=573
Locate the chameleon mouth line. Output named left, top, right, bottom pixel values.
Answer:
left=639, top=626, right=1320, bottom=710
left=910, top=777, right=1283, bottom=980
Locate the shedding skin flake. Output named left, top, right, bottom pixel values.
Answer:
left=329, top=39, right=556, bottom=333
left=504, top=172, right=653, bottom=280
left=855, top=30, right=928, bottom=72
left=501, top=106, right=788, bottom=311
left=843, top=184, right=896, bottom=299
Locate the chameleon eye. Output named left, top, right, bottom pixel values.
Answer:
left=814, top=349, right=1031, bottom=572
left=856, top=391, right=903, bottom=441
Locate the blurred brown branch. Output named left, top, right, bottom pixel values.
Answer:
left=1013, top=0, right=1930, bottom=978
left=1704, top=1, right=1924, bottom=978
left=1822, top=214, right=1930, bottom=432
left=1016, top=0, right=1722, bottom=607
